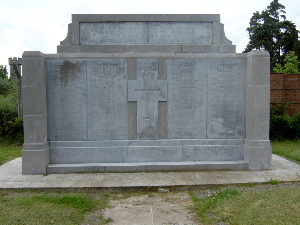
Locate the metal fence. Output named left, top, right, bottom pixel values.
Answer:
left=270, top=73, right=300, bottom=114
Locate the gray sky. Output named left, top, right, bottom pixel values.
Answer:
left=1, top=0, right=299, bottom=72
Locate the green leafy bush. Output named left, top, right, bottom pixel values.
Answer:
left=0, top=78, right=18, bottom=111
left=0, top=77, right=15, bottom=97
left=0, top=110, right=23, bottom=143
left=0, top=71, right=23, bottom=144
left=270, top=103, right=300, bottom=140
left=0, top=65, right=8, bottom=79
left=273, top=51, right=299, bottom=73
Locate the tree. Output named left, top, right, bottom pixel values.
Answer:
left=0, top=64, right=17, bottom=107
left=243, top=0, right=300, bottom=70
left=0, top=65, right=8, bottom=79
left=273, top=51, right=299, bottom=73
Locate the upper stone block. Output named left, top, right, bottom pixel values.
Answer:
left=58, top=14, right=235, bottom=53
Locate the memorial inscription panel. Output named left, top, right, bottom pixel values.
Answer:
left=47, top=59, right=128, bottom=141
left=167, top=58, right=246, bottom=139
left=87, top=59, right=128, bottom=140
left=47, top=57, right=246, bottom=142
left=80, top=22, right=212, bottom=45
left=206, top=58, right=246, bottom=138
left=167, top=59, right=207, bottom=139
left=47, top=60, right=88, bottom=141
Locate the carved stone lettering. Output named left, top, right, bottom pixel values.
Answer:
left=47, top=60, right=88, bottom=141
left=167, top=59, right=206, bottom=139
left=80, top=22, right=212, bottom=45
left=46, top=59, right=128, bottom=141
left=183, top=145, right=243, bottom=161
left=148, top=22, right=212, bottom=44
left=80, top=22, right=147, bottom=45
left=206, top=59, right=246, bottom=138
left=87, top=59, right=128, bottom=140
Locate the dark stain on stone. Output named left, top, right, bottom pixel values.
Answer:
left=59, top=60, right=81, bottom=86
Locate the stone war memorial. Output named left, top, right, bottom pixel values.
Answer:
left=22, top=14, right=272, bottom=174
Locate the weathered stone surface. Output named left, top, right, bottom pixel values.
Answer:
left=22, top=14, right=271, bottom=174
left=80, top=22, right=212, bottom=45
left=46, top=59, right=128, bottom=141
left=49, top=139, right=244, bottom=164
left=47, top=60, right=88, bottom=141
left=87, top=59, right=128, bottom=140
left=167, top=59, right=207, bottom=139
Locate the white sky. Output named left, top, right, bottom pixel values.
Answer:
left=1, top=0, right=299, bottom=73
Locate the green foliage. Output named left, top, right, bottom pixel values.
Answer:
left=273, top=51, right=300, bottom=73
left=0, top=79, right=18, bottom=111
left=244, top=0, right=300, bottom=70
left=270, top=103, right=300, bottom=140
left=266, top=179, right=281, bottom=185
left=0, top=76, right=17, bottom=98
left=0, top=110, right=23, bottom=143
left=0, top=65, right=8, bottom=79
left=0, top=68, right=23, bottom=143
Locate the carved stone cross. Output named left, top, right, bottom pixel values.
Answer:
left=128, top=60, right=167, bottom=139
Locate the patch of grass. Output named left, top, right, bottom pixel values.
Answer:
left=235, top=182, right=256, bottom=187
left=0, top=193, right=97, bottom=225
left=192, top=186, right=300, bottom=224
left=190, top=189, right=239, bottom=223
left=266, top=179, right=281, bottom=185
left=272, top=140, right=300, bottom=163
left=0, top=143, right=22, bottom=165
left=32, top=194, right=95, bottom=212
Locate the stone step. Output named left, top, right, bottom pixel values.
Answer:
left=47, top=161, right=249, bottom=174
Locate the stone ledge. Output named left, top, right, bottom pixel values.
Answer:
left=72, top=14, right=221, bottom=22
left=57, top=44, right=236, bottom=53
left=47, top=161, right=249, bottom=174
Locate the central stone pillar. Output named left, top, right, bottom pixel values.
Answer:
left=128, top=59, right=167, bottom=139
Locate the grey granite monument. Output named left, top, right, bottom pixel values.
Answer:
left=22, top=14, right=272, bottom=174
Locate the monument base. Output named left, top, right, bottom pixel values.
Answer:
left=46, top=139, right=248, bottom=174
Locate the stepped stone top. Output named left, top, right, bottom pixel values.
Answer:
left=58, top=14, right=235, bottom=53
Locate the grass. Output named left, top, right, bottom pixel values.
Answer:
left=191, top=186, right=300, bottom=224
left=0, top=193, right=95, bottom=225
left=272, top=140, right=300, bottom=163
left=266, top=179, right=281, bottom=185
left=191, top=189, right=240, bottom=223
left=0, top=143, right=22, bottom=165
left=0, top=191, right=111, bottom=225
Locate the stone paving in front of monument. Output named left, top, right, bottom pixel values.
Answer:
left=0, top=155, right=299, bottom=189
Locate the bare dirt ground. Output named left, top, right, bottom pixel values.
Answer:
left=82, top=181, right=300, bottom=225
